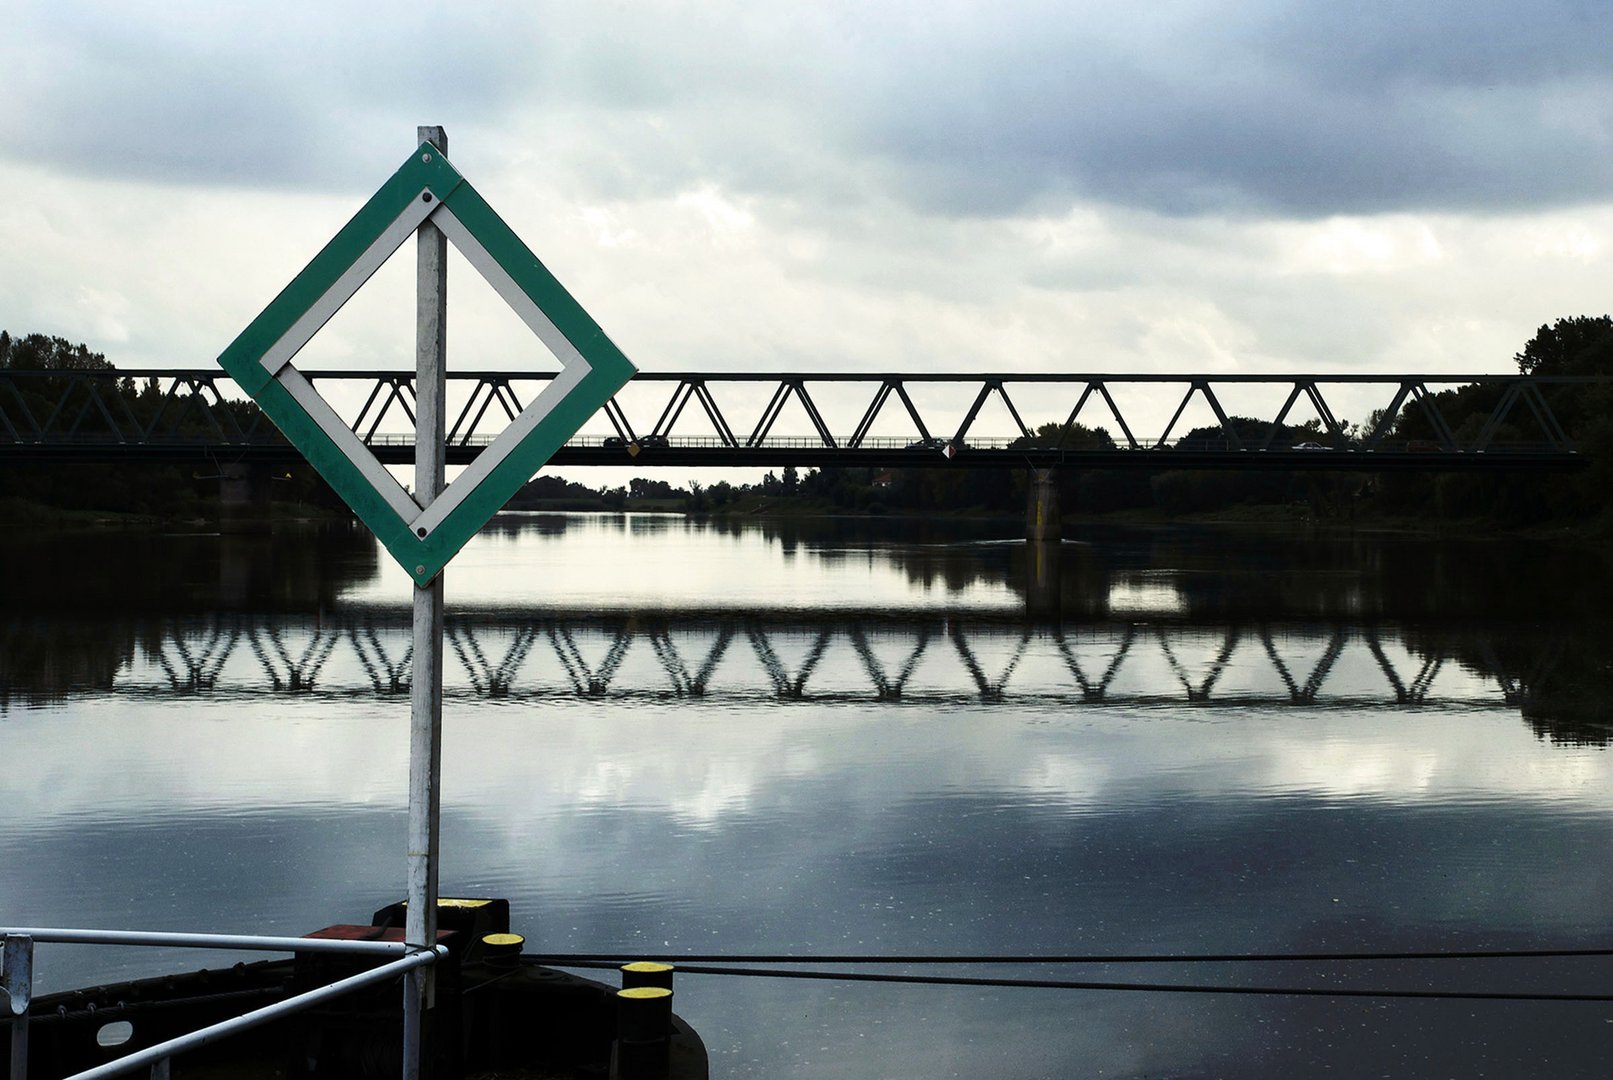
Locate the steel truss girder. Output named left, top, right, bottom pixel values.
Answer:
left=325, top=373, right=416, bottom=444
left=0, top=611, right=1568, bottom=712
left=600, top=397, right=638, bottom=443
left=1260, top=626, right=1346, bottom=703
left=849, top=381, right=932, bottom=447
left=651, top=379, right=739, bottom=446
left=42, top=377, right=124, bottom=441
left=1157, top=380, right=1239, bottom=450
left=0, top=369, right=1599, bottom=468
left=1472, top=381, right=1573, bottom=451
left=1264, top=381, right=1345, bottom=449
left=447, top=377, right=523, bottom=447
left=1061, top=381, right=1140, bottom=449
left=747, top=379, right=838, bottom=448
left=952, top=380, right=1033, bottom=446
left=145, top=375, right=242, bottom=444
left=0, top=375, right=40, bottom=440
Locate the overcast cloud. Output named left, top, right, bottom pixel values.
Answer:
left=2, top=0, right=1610, bottom=417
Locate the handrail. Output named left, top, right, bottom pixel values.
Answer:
left=2, top=929, right=443, bottom=1080
left=2, top=928, right=409, bottom=955
left=65, top=948, right=442, bottom=1080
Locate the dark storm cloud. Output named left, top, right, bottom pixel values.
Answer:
left=833, top=0, right=1613, bottom=217
left=5, top=1, right=1609, bottom=217
left=0, top=2, right=538, bottom=190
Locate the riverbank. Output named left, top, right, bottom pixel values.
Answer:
left=0, top=496, right=348, bottom=531
left=5, top=491, right=1606, bottom=546
left=1065, top=500, right=1613, bottom=542
left=689, top=492, right=1613, bottom=544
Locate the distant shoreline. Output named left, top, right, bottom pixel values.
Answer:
left=3, top=492, right=1602, bottom=545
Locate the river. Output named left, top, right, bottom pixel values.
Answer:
left=2, top=514, right=1611, bottom=1077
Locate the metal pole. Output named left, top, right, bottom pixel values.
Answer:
left=402, top=975, right=423, bottom=1080
left=407, top=124, right=449, bottom=1079
left=5, top=933, right=32, bottom=1080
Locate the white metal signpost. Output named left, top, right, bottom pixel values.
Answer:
left=216, top=127, right=636, bottom=1078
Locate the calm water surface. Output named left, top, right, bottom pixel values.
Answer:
left=3, top=514, right=1612, bottom=1078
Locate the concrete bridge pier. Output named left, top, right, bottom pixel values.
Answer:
left=1025, top=537, right=1062, bottom=619
left=1026, top=468, right=1061, bottom=542
left=218, top=462, right=272, bottom=533
left=1025, top=469, right=1064, bottom=618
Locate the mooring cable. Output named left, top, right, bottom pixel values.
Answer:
left=531, top=958, right=1613, bottom=1003
left=533, top=946, right=1613, bottom=965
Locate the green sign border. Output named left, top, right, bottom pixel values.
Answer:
left=217, top=144, right=635, bottom=585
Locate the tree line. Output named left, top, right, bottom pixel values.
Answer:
left=0, top=331, right=338, bottom=518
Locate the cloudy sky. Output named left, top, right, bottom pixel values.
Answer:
left=3, top=1, right=1610, bottom=420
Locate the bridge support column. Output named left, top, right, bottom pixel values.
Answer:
left=1025, top=538, right=1062, bottom=619
left=1026, top=468, right=1061, bottom=542
left=219, top=463, right=273, bottom=533
left=219, top=462, right=250, bottom=504
left=219, top=462, right=253, bottom=534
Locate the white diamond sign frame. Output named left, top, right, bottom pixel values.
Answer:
left=217, top=143, right=636, bottom=585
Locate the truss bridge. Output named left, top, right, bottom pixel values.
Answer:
left=0, top=369, right=1597, bottom=470
left=1, top=612, right=1582, bottom=722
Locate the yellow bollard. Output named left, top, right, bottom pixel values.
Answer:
left=620, top=960, right=674, bottom=992
left=612, top=985, right=673, bottom=1080
left=480, top=932, right=524, bottom=969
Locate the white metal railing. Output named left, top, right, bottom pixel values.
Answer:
left=3, top=929, right=444, bottom=1080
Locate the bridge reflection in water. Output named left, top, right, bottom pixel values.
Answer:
left=7, top=611, right=1599, bottom=736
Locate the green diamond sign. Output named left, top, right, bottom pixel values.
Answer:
left=217, top=143, right=635, bottom=586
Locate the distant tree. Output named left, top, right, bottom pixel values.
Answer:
left=1173, top=415, right=1325, bottom=450
left=1379, top=315, right=1613, bottom=524
left=628, top=477, right=681, bottom=501
left=1010, top=421, right=1115, bottom=451
left=0, top=332, right=112, bottom=371
left=1515, top=316, right=1613, bottom=375
left=0, top=331, right=211, bottom=516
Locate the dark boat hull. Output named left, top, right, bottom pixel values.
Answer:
left=6, top=902, right=706, bottom=1080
